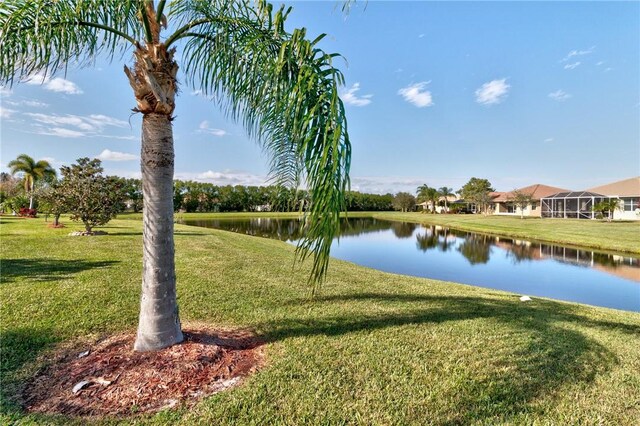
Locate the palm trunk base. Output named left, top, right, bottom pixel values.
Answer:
left=134, top=325, right=183, bottom=352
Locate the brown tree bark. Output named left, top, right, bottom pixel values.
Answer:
left=125, top=35, right=183, bottom=351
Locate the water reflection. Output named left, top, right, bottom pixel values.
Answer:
left=179, top=217, right=640, bottom=311
left=414, top=224, right=639, bottom=278
left=181, top=217, right=396, bottom=241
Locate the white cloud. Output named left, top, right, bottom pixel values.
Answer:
left=45, top=77, right=83, bottom=94
left=561, top=46, right=595, bottom=62
left=86, top=114, right=128, bottom=128
left=349, top=176, right=466, bottom=195
left=36, top=127, right=86, bottom=138
left=0, top=106, right=16, bottom=119
left=5, top=99, right=49, bottom=108
left=340, top=83, right=373, bottom=106
left=604, top=67, right=613, bottom=72
left=191, top=89, right=215, bottom=100
left=564, top=62, right=581, bottom=70
left=198, top=120, right=227, bottom=137
left=97, top=149, right=138, bottom=162
left=475, top=78, right=510, bottom=105
left=548, top=90, right=571, bottom=101
left=544, top=138, right=554, bottom=143
left=0, top=86, right=12, bottom=97
left=418, top=34, right=425, bottom=38
left=24, top=112, right=128, bottom=138
left=24, top=72, right=83, bottom=95
left=174, top=170, right=267, bottom=186
left=596, top=61, right=604, bottom=66
left=96, top=134, right=137, bottom=141
left=40, top=156, right=57, bottom=164
left=398, top=82, right=434, bottom=107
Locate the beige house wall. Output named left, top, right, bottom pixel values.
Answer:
left=492, top=201, right=542, bottom=217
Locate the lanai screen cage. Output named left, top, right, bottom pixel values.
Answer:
left=541, top=191, right=607, bottom=219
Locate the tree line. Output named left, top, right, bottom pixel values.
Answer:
left=1, top=154, right=516, bottom=225
left=0, top=155, right=398, bottom=231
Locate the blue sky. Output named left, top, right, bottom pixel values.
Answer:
left=1, top=1, right=638, bottom=194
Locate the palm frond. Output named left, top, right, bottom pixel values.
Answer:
left=173, top=0, right=351, bottom=294
left=0, top=0, right=143, bottom=85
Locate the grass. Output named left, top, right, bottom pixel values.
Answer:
left=1, top=216, right=640, bottom=425
left=370, top=212, right=640, bottom=254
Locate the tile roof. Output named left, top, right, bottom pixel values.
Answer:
left=493, top=184, right=570, bottom=202
left=587, top=177, right=640, bottom=197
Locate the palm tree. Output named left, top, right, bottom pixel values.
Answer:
left=417, top=184, right=439, bottom=213
left=0, top=0, right=351, bottom=352
left=438, top=186, right=454, bottom=213
left=592, top=198, right=621, bottom=222
left=416, top=184, right=431, bottom=212
left=7, top=154, right=56, bottom=209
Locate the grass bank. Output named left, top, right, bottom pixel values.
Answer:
left=371, top=212, right=640, bottom=255
left=2, top=216, right=639, bottom=425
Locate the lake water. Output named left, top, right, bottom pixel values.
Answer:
left=179, top=217, right=640, bottom=312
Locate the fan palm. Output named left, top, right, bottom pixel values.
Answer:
left=7, top=154, right=56, bottom=209
left=0, top=0, right=351, bottom=351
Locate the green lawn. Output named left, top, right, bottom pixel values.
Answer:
left=1, top=216, right=640, bottom=425
left=371, top=212, right=640, bottom=254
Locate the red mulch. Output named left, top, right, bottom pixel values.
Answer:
left=22, top=326, right=264, bottom=418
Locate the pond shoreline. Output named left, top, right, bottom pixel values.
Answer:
left=126, top=211, right=640, bottom=256
left=179, top=216, right=639, bottom=312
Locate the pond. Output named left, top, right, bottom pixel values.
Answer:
left=178, top=217, right=640, bottom=312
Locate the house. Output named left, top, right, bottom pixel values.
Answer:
left=417, top=195, right=458, bottom=213
left=540, top=191, right=608, bottom=219
left=540, top=177, right=640, bottom=220
left=587, top=177, right=640, bottom=220
left=492, top=184, right=569, bottom=217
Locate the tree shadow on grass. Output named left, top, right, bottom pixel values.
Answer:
left=0, top=328, right=59, bottom=418
left=0, top=259, right=120, bottom=284
left=261, top=292, right=631, bottom=423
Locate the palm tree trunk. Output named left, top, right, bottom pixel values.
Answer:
left=134, top=113, right=183, bottom=352
left=28, top=179, right=34, bottom=210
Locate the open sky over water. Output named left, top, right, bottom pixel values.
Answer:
left=1, top=1, right=638, bottom=194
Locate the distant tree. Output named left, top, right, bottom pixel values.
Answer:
left=592, top=198, right=621, bottom=222
left=0, top=173, right=22, bottom=213
left=59, top=158, right=126, bottom=233
left=7, top=154, right=56, bottom=209
left=122, top=178, right=143, bottom=212
left=37, top=182, right=66, bottom=226
left=508, top=189, right=534, bottom=219
left=393, top=192, right=416, bottom=212
left=438, top=186, right=455, bottom=212
left=460, top=178, right=495, bottom=214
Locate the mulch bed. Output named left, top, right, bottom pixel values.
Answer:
left=22, top=326, right=264, bottom=418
